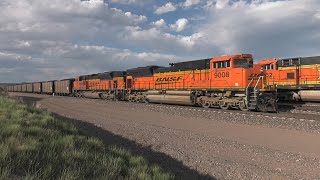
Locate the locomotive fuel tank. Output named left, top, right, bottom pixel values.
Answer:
left=299, top=90, right=320, bottom=102
left=147, top=94, right=193, bottom=105
left=82, top=92, right=101, bottom=99
left=165, top=90, right=192, bottom=96
left=147, top=90, right=161, bottom=95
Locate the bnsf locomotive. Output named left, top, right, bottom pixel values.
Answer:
left=256, top=56, right=320, bottom=102
left=7, top=54, right=320, bottom=112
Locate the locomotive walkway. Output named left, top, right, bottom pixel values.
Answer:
left=10, top=92, right=320, bottom=179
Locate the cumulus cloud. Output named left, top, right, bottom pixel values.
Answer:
left=154, top=2, right=176, bottom=15
left=0, top=0, right=147, bottom=39
left=183, top=0, right=201, bottom=8
left=110, top=0, right=143, bottom=4
left=0, top=0, right=181, bottom=82
left=152, top=19, right=167, bottom=29
left=198, top=0, right=320, bottom=58
left=0, top=41, right=181, bottom=82
left=122, top=26, right=204, bottom=54
left=215, top=0, right=229, bottom=9
left=170, top=18, right=189, bottom=32
left=1, top=0, right=320, bottom=83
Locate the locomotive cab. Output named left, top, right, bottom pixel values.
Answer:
left=206, top=54, right=277, bottom=112
left=210, top=54, right=254, bottom=89
left=212, top=54, right=253, bottom=69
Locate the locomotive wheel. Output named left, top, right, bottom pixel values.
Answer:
left=239, top=104, right=249, bottom=111
left=210, top=103, right=219, bottom=108
left=202, top=102, right=210, bottom=108
left=139, top=98, right=148, bottom=103
left=220, top=104, right=230, bottom=110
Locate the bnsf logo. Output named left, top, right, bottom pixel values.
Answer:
left=156, top=76, right=182, bottom=82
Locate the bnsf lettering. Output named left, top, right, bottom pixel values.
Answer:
left=156, top=76, right=183, bottom=82
left=214, top=72, right=230, bottom=78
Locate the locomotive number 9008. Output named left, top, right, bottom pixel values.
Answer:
left=214, top=72, right=230, bottom=78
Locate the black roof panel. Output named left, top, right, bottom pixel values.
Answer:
left=126, top=66, right=162, bottom=77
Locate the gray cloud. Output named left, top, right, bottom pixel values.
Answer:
left=0, top=41, right=181, bottom=82
left=0, top=0, right=175, bottom=82
left=198, top=0, right=320, bottom=59
left=1, top=0, right=319, bottom=83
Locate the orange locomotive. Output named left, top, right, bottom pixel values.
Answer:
left=125, top=54, right=277, bottom=112
left=73, top=71, right=126, bottom=99
left=257, top=56, right=320, bottom=102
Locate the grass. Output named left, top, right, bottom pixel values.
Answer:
left=0, top=95, right=174, bottom=180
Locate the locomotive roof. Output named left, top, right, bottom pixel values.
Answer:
left=98, top=71, right=125, bottom=80
left=126, top=66, right=162, bottom=77
left=126, top=65, right=162, bottom=71
left=58, top=78, right=75, bottom=81
left=278, top=55, right=320, bottom=66
left=79, top=71, right=125, bottom=80
left=155, top=58, right=211, bottom=73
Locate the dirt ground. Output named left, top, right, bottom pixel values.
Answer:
left=9, top=92, right=320, bottom=179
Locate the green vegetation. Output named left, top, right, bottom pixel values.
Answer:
left=0, top=95, right=174, bottom=180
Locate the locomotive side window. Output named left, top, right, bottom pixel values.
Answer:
left=213, top=60, right=230, bottom=69
left=282, top=59, right=290, bottom=66
left=291, top=58, right=300, bottom=65
left=281, top=58, right=300, bottom=66
left=218, top=62, right=224, bottom=68
left=265, top=63, right=274, bottom=70
left=226, top=60, right=230, bottom=68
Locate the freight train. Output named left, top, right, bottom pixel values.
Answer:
left=6, top=54, right=320, bottom=112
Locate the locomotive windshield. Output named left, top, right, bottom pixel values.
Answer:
left=234, top=58, right=252, bottom=68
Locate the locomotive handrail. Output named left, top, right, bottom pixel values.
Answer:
left=254, top=76, right=262, bottom=90
left=246, top=78, right=254, bottom=89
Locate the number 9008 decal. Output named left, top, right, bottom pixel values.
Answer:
left=214, top=72, right=230, bottom=78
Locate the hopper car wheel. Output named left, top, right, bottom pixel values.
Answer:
left=220, top=104, right=231, bottom=110
left=202, top=102, right=210, bottom=108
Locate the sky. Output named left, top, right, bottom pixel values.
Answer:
left=0, top=0, right=319, bottom=83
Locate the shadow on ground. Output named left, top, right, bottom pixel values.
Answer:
left=14, top=96, right=44, bottom=107
left=55, top=113, right=216, bottom=180
left=277, top=102, right=306, bottom=113
left=12, top=94, right=216, bottom=179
